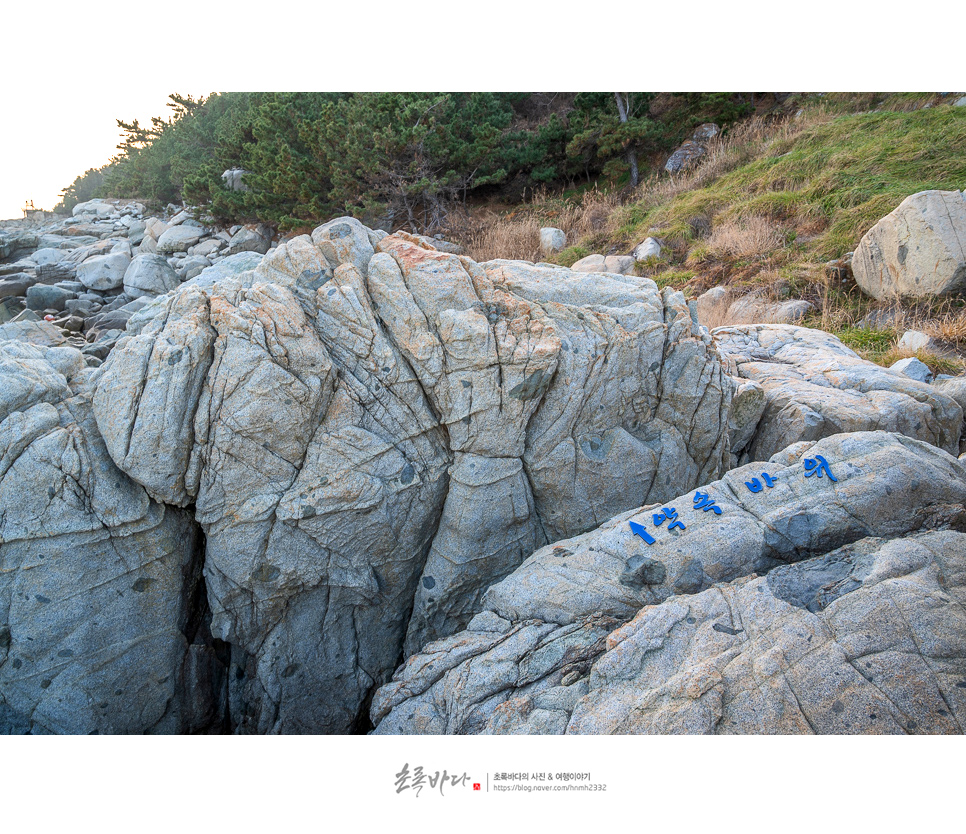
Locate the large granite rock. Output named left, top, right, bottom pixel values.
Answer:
left=568, top=529, right=966, bottom=734
left=664, top=124, right=721, bottom=176
left=0, top=341, right=223, bottom=734
left=713, top=324, right=963, bottom=460
left=371, top=431, right=966, bottom=734
left=76, top=252, right=131, bottom=291
left=156, top=225, right=205, bottom=255
left=224, top=226, right=271, bottom=256
left=123, top=254, right=180, bottom=299
left=852, top=190, right=966, bottom=300
left=90, top=219, right=736, bottom=732
left=539, top=227, right=566, bottom=256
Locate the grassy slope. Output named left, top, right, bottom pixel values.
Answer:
left=463, top=97, right=966, bottom=372
left=614, top=105, right=966, bottom=263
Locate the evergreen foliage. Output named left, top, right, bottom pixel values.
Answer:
left=57, top=92, right=760, bottom=231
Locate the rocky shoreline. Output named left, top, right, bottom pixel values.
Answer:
left=2, top=204, right=966, bottom=735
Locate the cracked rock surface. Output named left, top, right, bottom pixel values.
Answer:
left=0, top=341, right=223, bottom=734
left=87, top=219, right=735, bottom=732
left=714, top=324, right=963, bottom=461
left=371, top=431, right=966, bottom=734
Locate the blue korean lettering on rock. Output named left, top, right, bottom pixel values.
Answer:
left=693, top=491, right=722, bottom=514
left=653, top=507, right=685, bottom=531
left=804, top=454, right=838, bottom=482
left=745, top=472, right=777, bottom=492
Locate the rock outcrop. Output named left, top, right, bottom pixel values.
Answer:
left=852, top=190, right=966, bottom=300
left=539, top=227, right=566, bottom=257
left=371, top=431, right=966, bottom=734
left=696, top=287, right=813, bottom=327
left=664, top=123, right=721, bottom=175
left=88, top=220, right=735, bottom=732
left=713, top=324, right=963, bottom=461
left=7, top=204, right=966, bottom=737
left=0, top=340, right=224, bottom=734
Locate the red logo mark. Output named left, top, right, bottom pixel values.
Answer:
left=473, top=783, right=481, bottom=791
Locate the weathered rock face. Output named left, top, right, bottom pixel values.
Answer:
left=569, top=528, right=966, bottom=734
left=123, top=254, right=180, bottom=299
left=156, top=225, right=204, bottom=255
left=853, top=190, right=966, bottom=300
left=539, top=227, right=566, bottom=256
left=0, top=340, right=224, bottom=734
left=371, top=431, right=966, bottom=734
left=76, top=252, right=132, bottom=291
left=664, top=123, right=721, bottom=175
left=90, top=219, right=736, bottom=732
left=713, top=324, right=963, bottom=461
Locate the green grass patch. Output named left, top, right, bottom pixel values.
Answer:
left=616, top=105, right=966, bottom=263
left=833, top=326, right=897, bottom=362
left=649, top=270, right=696, bottom=290
left=554, top=245, right=589, bottom=267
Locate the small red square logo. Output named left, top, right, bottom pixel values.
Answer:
left=473, top=783, right=481, bottom=791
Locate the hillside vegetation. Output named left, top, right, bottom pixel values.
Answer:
left=57, top=92, right=757, bottom=230
left=58, top=91, right=966, bottom=372
left=456, top=95, right=966, bottom=373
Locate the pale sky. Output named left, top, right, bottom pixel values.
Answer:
left=0, top=4, right=946, bottom=223
left=1, top=89, right=209, bottom=219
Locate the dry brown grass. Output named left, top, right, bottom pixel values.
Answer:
left=451, top=188, right=625, bottom=263
left=447, top=112, right=827, bottom=264
left=707, top=215, right=786, bottom=260
left=879, top=346, right=966, bottom=376
left=917, top=306, right=966, bottom=347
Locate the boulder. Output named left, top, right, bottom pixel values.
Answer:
left=632, top=237, right=661, bottom=261
left=64, top=239, right=115, bottom=265
left=34, top=263, right=77, bottom=285
left=695, top=286, right=731, bottom=325
left=725, top=294, right=814, bottom=325
left=224, top=226, right=271, bottom=256
left=71, top=200, right=115, bottom=218
left=664, top=124, right=721, bottom=176
left=144, top=217, right=169, bottom=240
left=714, top=324, right=963, bottom=460
left=411, top=234, right=464, bottom=255
left=91, top=221, right=735, bottom=732
left=539, top=227, right=566, bottom=257
left=26, top=284, right=74, bottom=312
left=858, top=306, right=904, bottom=331
left=222, top=168, right=249, bottom=192
left=898, top=330, right=935, bottom=352
left=371, top=431, right=966, bottom=734
left=853, top=190, right=966, bottom=299
left=0, top=341, right=224, bottom=733
left=696, top=289, right=813, bottom=327
left=156, top=225, right=204, bottom=255
left=123, top=254, right=180, bottom=298
left=571, top=253, right=636, bottom=275
left=187, top=251, right=264, bottom=289
left=0, top=274, right=33, bottom=300
left=891, top=356, right=933, bottom=383
left=190, top=238, right=223, bottom=258
left=934, top=376, right=966, bottom=454
left=30, top=248, right=64, bottom=265
left=76, top=252, right=131, bottom=291
left=0, top=319, right=67, bottom=347
left=178, top=256, right=212, bottom=281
